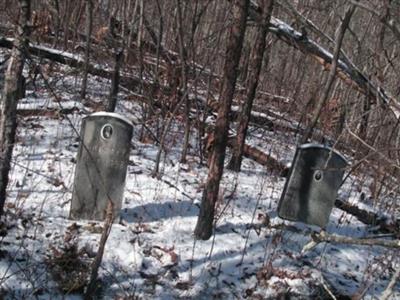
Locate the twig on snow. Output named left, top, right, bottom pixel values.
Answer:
left=302, top=230, right=400, bottom=254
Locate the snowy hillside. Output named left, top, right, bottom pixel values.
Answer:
left=0, top=48, right=398, bottom=300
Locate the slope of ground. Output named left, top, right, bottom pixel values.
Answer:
left=0, top=49, right=398, bottom=299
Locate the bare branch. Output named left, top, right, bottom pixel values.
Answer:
left=349, top=0, right=400, bottom=43
left=381, top=266, right=400, bottom=300
left=303, top=230, right=400, bottom=252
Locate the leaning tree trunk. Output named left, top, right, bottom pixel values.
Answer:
left=194, top=0, right=249, bottom=240
left=228, top=0, right=274, bottom=172
left=80, top=0, right=93, bottom=100
left=300, top=4, right=356, bottom=144
left=0, top=0, right=31, bottom=216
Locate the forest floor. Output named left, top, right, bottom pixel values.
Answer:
left=0, top=48, right=399, bottom=299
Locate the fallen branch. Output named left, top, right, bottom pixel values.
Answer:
left=335, top=199, right=400, bottom=236
left=302, top=230, right=400, bottom=253
left=200, top=94, right=300, bottom=134
left=227, top=137, right=289, bottom=176
left=84, top=201, right=114, bottom=299
left=17, top=107, right=79, bottom=117
left=381, top=266, right=400, bottom=300
left=0, top=35, right=160, bottom=93
left=230, top=105, right=299, bottom=133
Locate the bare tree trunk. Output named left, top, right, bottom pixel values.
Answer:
left=127, top=0, right=139, bottom=50
left=0, top=0, right=31, bottom=216
left=84, top=201, right=114, bottom=299
left=137, top=0, right=151, bottom=142
left=194, top=0, right=249, bottom=240
left=72, top=0, right=85, bottom=49
left=358, top=96, right=371, bottom=141
left=335, top=87, right=350, bottom=137
left=80, top=0, right=93, bottom=100
left=228, top=0, right=274, bottom=172
left=300, top=4, right=356, bottom=144
left=176, top=0, right=190, bottom=163
left=106, top=11, right=124, bottom=113
left=51, top=0, right=61, bottom=47
left=106, top=49, right=123, bottom=112
left=62, top=0, right=72, bottom=50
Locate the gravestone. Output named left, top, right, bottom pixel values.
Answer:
left=70, top=112, right=133, bottom=221
left=278, top=144, right=347, bottom=228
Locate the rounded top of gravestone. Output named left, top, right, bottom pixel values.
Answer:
left=87, top=112, right=134, bottom=127
left=299, top=143, right=348, bottom=166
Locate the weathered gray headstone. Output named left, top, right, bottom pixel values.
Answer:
left=70, top=112, right=133, bottom=221
left=278, top=144, right=347, bottom=228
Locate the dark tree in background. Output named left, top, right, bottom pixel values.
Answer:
left=176, top=0, right=190, bottom=164
left=0, top=0, right=31, bottom=215
left=194, top=0, right=249, bottom=240
left=228, top=0, right=274, bottom=172
left=106, top=49, right=123, bottom=112
left=107, top=15, right=124, bottom=112
left=80, top=0, right=94, bottom=100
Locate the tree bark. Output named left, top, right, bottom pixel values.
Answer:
left=106, top=49, right=123, bottom=112
left=194, top=0, right=249, bottom=240
left=228, top=0, right=274, bottom=172
left=0, top=0, right=31, bottom=216
left=80, top=0, right=93, bottom=100
left=176, top=0, right=190, bottom=164
left=84, top=201, right=114, bottom=299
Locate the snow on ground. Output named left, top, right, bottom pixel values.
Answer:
left=0, top=50, right=399, bottom=299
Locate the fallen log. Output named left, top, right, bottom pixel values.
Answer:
left=0, top=35, right=160, bottom=94
left=16, top=107, right=79, bottom=118
left=302, top=230, right=400, bottom=253
left=335, top=199, right=400, bottom=237
left=200, top=94, right=301, bottom=134
left=7, top=6, right=399, bottom=121
left=230, top=105, right=299, bottom=133
left=226, top=136, right=289, bottom=176
left=0, top=34, right=305, bottom=137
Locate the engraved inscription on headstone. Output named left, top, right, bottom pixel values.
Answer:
left=70, top=112, right=133, bottom=221
left=278, top=144, right=347, bottom=227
